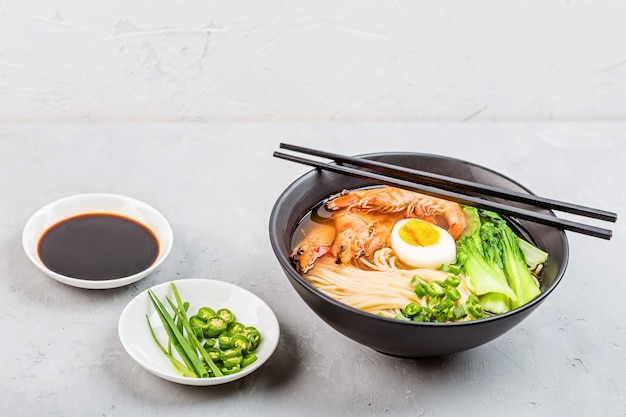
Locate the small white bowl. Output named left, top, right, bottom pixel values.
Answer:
left=118, top=278, right=280, bottom=386
left=22, top=193, right=173, bottom=289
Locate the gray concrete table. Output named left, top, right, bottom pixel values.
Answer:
left=1, top=123, right=624, bottom=416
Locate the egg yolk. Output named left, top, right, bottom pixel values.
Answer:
left=398, top=219, right=440, bottom=247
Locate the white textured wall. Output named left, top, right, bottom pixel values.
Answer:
left=1, top=0, right=625, bottom=122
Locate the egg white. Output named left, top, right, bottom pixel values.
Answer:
left=390, top=219, right=456, bottom=268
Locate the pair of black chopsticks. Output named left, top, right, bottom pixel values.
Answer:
left=273, top=143, right=617, bottom=240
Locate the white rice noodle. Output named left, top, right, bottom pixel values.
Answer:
left=304, top=248, right=472, bottom=316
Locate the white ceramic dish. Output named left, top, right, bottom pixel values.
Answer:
left=22, top=193, right=173, bottom=289
left=118, top=278, right=280, bottom=386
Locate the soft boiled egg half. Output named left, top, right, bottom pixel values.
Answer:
left=390, top=219, right=456, bottom=268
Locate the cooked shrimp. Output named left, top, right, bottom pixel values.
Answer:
left=331, top=209, right=398, bottom=267
left=326, top=186, right=467, bottom=239
left=293, top=186, right=467, bottom=272
left=291, top=209, right=397, bottom=271
left=290, top=223, right=335, bottom=273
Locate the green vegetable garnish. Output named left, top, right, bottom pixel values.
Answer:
left=397, top=206, right=546, bottom=322
left=145, top=282, right=263, bottom=378
left=147, top=289, right=209, bottom=378
left=517, top=237, right=549, bottom=268
left=456, top=208, right=517, bottom=313
left=242, top=353, right=258, bottom=368
left=246, top=329, right=262, bottom=352
left=499, top=224, right=542, bottom=308
left=221, top=365, right=241, bottom=375
left=403, top=302, right=421, bottom=317
left=216, top=308, right=236, bottom=324
left=456, top=206, right=542, bottom=312
left=146, top=315, right=197, bottom=378
left=232, top=334, right=251, bottom=352
left=166, top=294, right=223, bottom=377
left=197, top=307, right=216, bottom=321
left=205, top=316, right=228, bottom=337
left=217, top=331, right=235, bottom=349
left=227, top=322, right=246, bottom=334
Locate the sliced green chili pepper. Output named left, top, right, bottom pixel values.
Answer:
left=220, top=348, right=243, bottom=360
left=203, top=338, right=217, bottom=349
left=426, top=281, right=446, bottom=297
left=197, top=307, right=216, bottom=321
left=147, top=285, right=263, bottom=379
left=241, top=326, right=258, bottom=337
left=403, top=302, right=421, bottom=317
left=189, top=315, right=205, bottom=328
left=242, top=353, right=257, bottom=368
left=246, top=330, right=261, bottom=352
left=216, top=308, right=236, bottom=324
left=412, top=314, right=425, bottom=322
left=221, top=364, right=241, bottom=375
left=467, top=303, right=485, bottom=319
left=437, top=298, right=454, bottom=311
left=232, top=334, right=251, bottom=352
left=227, top=322, right=246, bottom=334
left=440, top=264, right=462, bottom=275
left=222, top=355, right=243, bottom=368
left=414, top=284, right=427, bottom=298
left=468, top=294, right=480, bottom=306
left=444, top=275, right=461, bottom=288
left=420, top=307, right=433, bottom=321
left=413, top=310, right=432, bottom=322
left=205, top=347, right=221, bottom=362
left=217, top=331, right=235, bottom=349
left=431, top=299, right=453, bottom=322
left=405, top=271, right=483, bottom=323
left=428, top=295, right=441, bottom=308
left=205, top=316, right=227, bottom=337
left=445, top=287, right=461, bottom=301
left=189, top=315, right=209, bottom=340
left=411, top=276, right=428, bottom=298
left=410, top=275, right=424, bottom=286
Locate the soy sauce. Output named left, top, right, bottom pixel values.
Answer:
left=38, top=213, right=159, bottom=281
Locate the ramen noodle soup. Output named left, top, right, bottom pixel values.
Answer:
left=290, top=186, right=546, bottom=323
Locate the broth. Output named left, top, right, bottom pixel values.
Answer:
left=289, top=185, right=546, bottom=321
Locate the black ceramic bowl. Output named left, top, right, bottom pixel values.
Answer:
left=269, top=153, right=569, bottom=357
